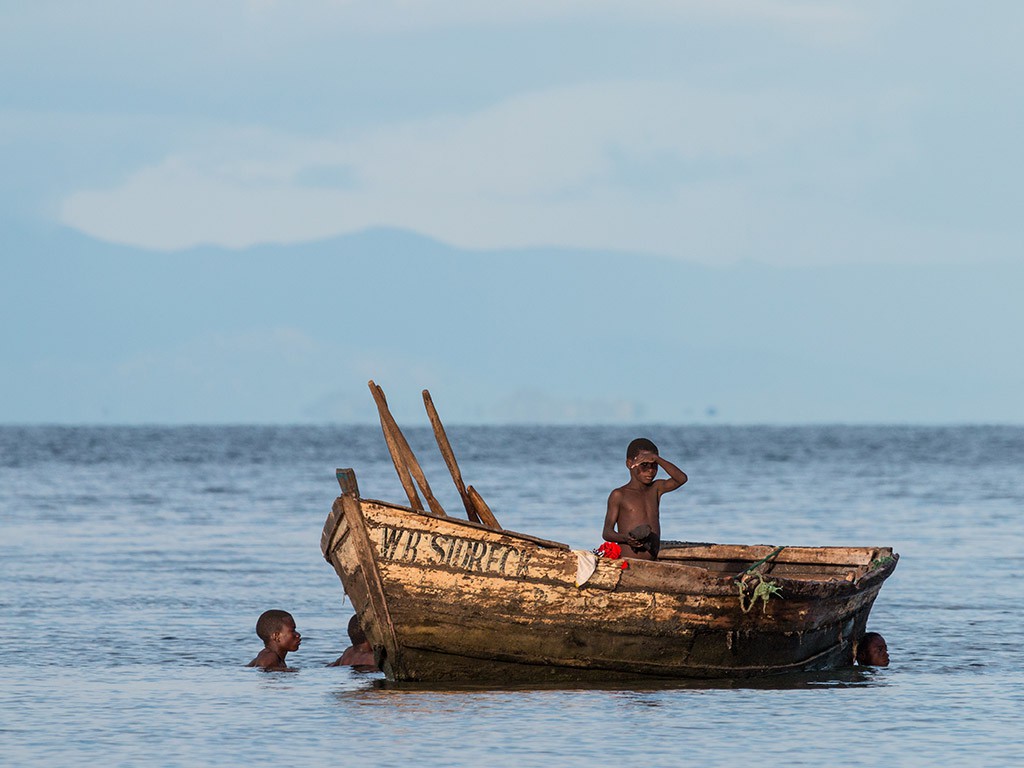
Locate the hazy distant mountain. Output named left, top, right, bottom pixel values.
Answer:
left=3, top=222, right=1022, bottom=424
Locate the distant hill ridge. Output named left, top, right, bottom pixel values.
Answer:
left=2, top=222, right=1021, bottom=424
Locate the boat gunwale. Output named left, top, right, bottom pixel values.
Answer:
left=332, top=495, right=899, bottom=592
left=355, top=495, right=571, bottom=550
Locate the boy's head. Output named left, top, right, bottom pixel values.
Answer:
left=856, top=632, right=889, bottom=667
left=255, top=609, right=301, bottom=651
left=626, top=438, right=659, bottom=484
left=347, top=614, right=367, bottom=645
left=626, top=438, right=658, bottom=462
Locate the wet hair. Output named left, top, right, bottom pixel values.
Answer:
left=856, top=632, right=886, bottom=665
left=347, top=614, right=367, bottom=645
left=627, top=438, right=658, bottom=461
left=255, top=610, right=294, bottom=643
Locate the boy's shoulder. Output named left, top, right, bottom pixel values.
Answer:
left=608, top=484, right=630, bottom=499
left=247, top=648, right=283, bottom=669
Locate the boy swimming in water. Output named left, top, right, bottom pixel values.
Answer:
left=603, top=438, right=688, bottom=560
left=247, top=609, right=301, bottom=670
left=327, top=614, right=379, bottom=671
left=856, top=632, right=890, bottom=667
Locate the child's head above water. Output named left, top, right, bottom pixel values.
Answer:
left=347, top=613, right=367, bottom=645
left=856, top=632, right=889, bottom=667
left=248, top=609, right=301, bottom=670
left=256, top=609, right=299, bottom=647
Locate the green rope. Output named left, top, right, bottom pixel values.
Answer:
left=737, top=574, right=783, bottom=614
left=735, top=546, right=784, bottom=580
left=733, top=546, right=784, bottom=614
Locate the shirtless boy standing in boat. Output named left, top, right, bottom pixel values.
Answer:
left=247, top=609, right=301, bottom=670
left=603, top=438, right=688, bottom=560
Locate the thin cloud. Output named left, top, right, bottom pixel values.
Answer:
left=60, top=79, right=912, bottom=264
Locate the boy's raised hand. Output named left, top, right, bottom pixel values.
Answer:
left=629, top=451, right=659, bottom=469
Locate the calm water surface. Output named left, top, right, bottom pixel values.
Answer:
left=1, top=425, right=1022, bottom=766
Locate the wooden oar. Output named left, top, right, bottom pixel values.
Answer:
left=369, top=381, right=447, bottom=518
left=467, top=485, right=501, bottom=531
left=422, top=389, right=481, bottom=524
left=368, top=380, right=423, bottom=512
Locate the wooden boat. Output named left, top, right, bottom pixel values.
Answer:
left=322, top=471, right=898, bottom=682
left=321, top=384, right=898, bottom=682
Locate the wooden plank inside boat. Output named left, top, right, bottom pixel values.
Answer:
left=660, top=543, right=888, bottom=567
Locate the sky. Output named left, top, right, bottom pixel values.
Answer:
left=2, top=1, right=1023, bottom=424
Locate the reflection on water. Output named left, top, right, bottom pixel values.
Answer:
left=366, top=667, right=885, bottom=694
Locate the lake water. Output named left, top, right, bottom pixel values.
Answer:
left=1, top=425, right=1021, bottom=766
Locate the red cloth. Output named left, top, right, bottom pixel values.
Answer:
left=596, top=542, right=622, bottom=559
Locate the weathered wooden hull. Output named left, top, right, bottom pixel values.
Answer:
left=322, top=490, right=898, bottom=683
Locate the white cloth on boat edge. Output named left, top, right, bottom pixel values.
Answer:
left=573, top=550, right=598, bottom=587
